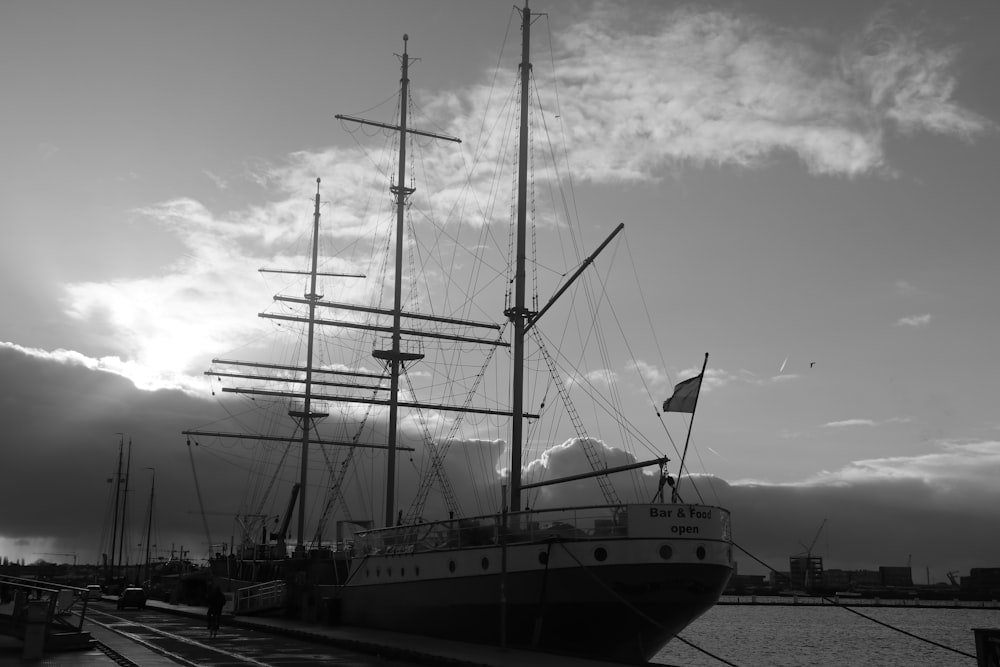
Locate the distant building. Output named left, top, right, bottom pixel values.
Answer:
left=962, top=568, right=1000, bottom=597
left=852, top=570, right=881, bottom=587
left=822, top=569, right=851, bottom=591
left=769, top=571, right=791, bottom=588
left=879, top=566, right=913, bottom=588
left=789, top=556, right=823, bottom=590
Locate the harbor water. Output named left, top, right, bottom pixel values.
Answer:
left=653, top=598, right=999, bottom=667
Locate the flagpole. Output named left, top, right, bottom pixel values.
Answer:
left=672, top=352, right=709, bottom=502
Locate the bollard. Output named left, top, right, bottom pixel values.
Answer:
left=973, top=628, right=1000, bottom=667
left=22, top=599, right=49, bottom=660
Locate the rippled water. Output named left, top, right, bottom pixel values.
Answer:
left=653, top=601, right=999, bottom=667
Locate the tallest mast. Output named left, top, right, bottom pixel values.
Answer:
left=508, top=2, right=531, bottom=517
left=383, top=35, right=414, bottom=529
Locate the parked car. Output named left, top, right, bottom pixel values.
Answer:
left=117, top=587, right=147, bottom=610
left=85, top=585, right=103, bottom=600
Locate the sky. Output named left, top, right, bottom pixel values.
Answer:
left=1, top=0, right=998, bottom=582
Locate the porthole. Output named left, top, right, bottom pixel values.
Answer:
left=593, top=547, right=608, bottom=562
left=659, top=545, right=673, bottom=560
left=365, top=569, right=371, bottom=578
left=696, top=546, right=706, bottom=560
left=401, top=568, right=406, bottom=576
left=415, top=566, right=420, bottom=576
left=449, top=560, right=456, bottom=573
left=387, top=568, right=392, bottom=577
left=376, top=568, right=381, bottom=577
left=538, top=551, right=548, bottom=565
left=481, top=557, right=490, bottom=570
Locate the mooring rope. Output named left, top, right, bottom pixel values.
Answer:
left=733, top=541, right=977, bottom=661
left=555, top=540, right=741, bottom=666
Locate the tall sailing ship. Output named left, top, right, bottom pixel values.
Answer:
left=185, top=5, right=733, bottom=664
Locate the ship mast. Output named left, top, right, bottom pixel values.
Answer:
left=335, top=36, right=461, bottom=528
left=290, top=179, right=328, bottom=552
left=383, top=35, right=415, bottom=529
left=507, top=2, right=532, bottom=517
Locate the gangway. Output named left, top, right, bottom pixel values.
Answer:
left=233, top=580, right=287, bottom=615
left=0, top=574, right=94, bottom=655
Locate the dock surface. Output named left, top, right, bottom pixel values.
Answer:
left=2, top=596, right=638, bottom=666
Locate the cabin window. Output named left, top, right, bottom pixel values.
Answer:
left=696, top=546, right=706, bottom=560
left=538, top=551, right=548, bottom=565
left=481, top=557, right=490, bottom=570
left=449, top=560, right=456, bottom=573
left=593, top=547, right=608, bottom=562
left=659, top=545, right=673, bottom=560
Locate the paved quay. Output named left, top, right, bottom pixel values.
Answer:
left=1, top=598, right=633, bottom=666
left=150, top=598, right=625, bottom=666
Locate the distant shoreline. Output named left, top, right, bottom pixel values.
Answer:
left=719, top=594, right=999, bottom=610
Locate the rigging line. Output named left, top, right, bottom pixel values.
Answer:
left=470, top=4, right=519, bottom=167
left=531, top=327, right=620, bottom=506
left=400, top=372, right=461, bottom=521
left=339, top=87, right=401, bottom=120
left=186, top=441, right=213, bottom=559
left=531, top=323, right=662, bottom=457
left=731, top=542, right=977, bottom=661
left=315, top=402, right=373, bottom=541
left=531, top=75, right=583, bottom=264
left=531, top=77, right=640, bottom=475
left=405, top=328, right=506, bottom=519
left=555, top=541, right=740, bottom=667
left=404, top=114, right=506, bottom=329
left=617, top=235, right=683, bottom=461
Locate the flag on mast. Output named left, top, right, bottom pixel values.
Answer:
left=662, top=374, right=702, bottom=413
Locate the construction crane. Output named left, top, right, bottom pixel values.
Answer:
left=946, top=571, right=960, bottom=587
left=792, top=518, right=827, bottom=592
left=797, top=518, right=827, bottom=558
left=34, top=552, right=78, bottom=566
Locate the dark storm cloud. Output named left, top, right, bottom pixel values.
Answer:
left=3, top=345, right=997, bottom=578
left=0, top=343, right=223, bottom=561
left=692, top=476, right=1000, bottom=576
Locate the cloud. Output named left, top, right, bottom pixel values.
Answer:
left=895, top=313, right=931, bottom=327
left=841, top=8, right=993, bottom=139
left=524, top=3, right=992, bottom=181
left=203, top=169, right=228, bottom=190
left=823, top=416, right=912, bottom=428
left=627, top=359, right=668, bottom=391
left=49, top=3, right=986, bottom=394
left=803, top=439, right=1000, bottom=489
